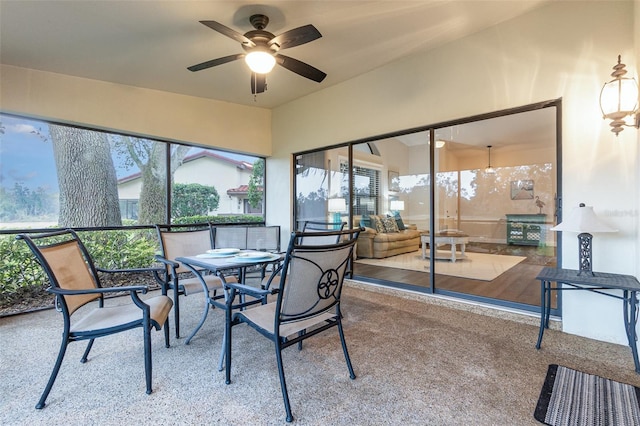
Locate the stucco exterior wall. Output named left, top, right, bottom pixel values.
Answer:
left=269, top=1, right=640, bottom=345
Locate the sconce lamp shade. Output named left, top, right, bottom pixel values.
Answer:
left=550, top=204, right=617, bottom=234
left=327, top=198, right=347, bottom=213
left=245, top=50, right=276, bottom=74
left=550, top=203, right=617, bottom=275
left=599, top=55, right=640, bottom=136
left=389, top=200, right=405, bottom=211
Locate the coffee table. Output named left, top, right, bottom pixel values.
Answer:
left=421, top=231, right=469, bottom=262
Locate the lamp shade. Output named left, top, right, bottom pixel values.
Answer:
left=245, top=51, right=276, bottom=74
left=550, top=204, right=617, bottom=233
left=327, top=198, right=346, bottom=213
left=389, top=200, right=405, bottom=211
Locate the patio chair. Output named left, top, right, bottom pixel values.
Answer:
left=224, top=227, right=362, bottom=422
left=17, top=229, right=173, bottom=409
left=155, top=224, right=236, bottom=343
left=300, top=220, right=346, bottom=245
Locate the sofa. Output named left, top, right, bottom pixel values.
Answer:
left=354, top=214, right=422, bottom=259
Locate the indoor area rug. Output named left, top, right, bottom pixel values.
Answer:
left=534, top=364, right=640, bottom=426
left=355, top=250, right=525, bottom=281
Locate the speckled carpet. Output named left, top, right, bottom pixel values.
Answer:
left=0, top=281, right=637, bottom=425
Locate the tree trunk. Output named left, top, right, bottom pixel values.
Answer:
left=50, top=125, right=122, bottom=227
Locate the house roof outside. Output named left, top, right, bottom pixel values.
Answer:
left=117, top=150, right=254, bottom=184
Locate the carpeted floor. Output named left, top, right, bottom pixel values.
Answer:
left=1, top=282, right=638, bottom=425
left=355, top=251, right=526, bottom=281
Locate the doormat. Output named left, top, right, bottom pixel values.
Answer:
left=534, top=364, right=640, bottom=426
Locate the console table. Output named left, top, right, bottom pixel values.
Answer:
left=506, top=214, right=546, bottom=246
left=535, top=267, right=640, bottom=373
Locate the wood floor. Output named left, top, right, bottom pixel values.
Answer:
left=352, top=242, right=558, bottom=309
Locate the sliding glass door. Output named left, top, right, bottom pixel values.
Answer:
left=293, top=101, right=560, bottom=314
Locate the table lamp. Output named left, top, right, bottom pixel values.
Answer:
left=389, top=200, right=405, bottom=214
left=550, top=203, right=617, bottom=276
left=327, top=198, right=346, bottom=229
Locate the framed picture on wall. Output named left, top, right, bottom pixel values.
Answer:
left=388, top=171, right=400, bottom=192
left=511, top=179, right=534, bottom=200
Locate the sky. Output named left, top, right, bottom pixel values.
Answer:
left=0, top=114, right=258, bottom=194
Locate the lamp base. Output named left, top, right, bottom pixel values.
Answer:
left=577, top=232, right=594, bottom=276
left=332, top=212, right=342, bottom=229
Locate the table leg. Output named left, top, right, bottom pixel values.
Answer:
left=422, top=238, right=427, bottom=260
left=460, top=242, right=466, bottom=258
left=536, top=280, right=547, bottom=349
left=451, top=243, right=457, bottom=262
left=623, top=290, right=640, bottom=373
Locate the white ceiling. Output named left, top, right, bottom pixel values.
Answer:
left=0, top=0, right=549, bottom=109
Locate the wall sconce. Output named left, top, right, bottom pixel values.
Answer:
left=328, top=198, right=346, bottom=228
left=600, top=55, right=640, bottom=136
left=550, top=203, right=617, bottom=276
left=485, top=145, right=496, bottom=174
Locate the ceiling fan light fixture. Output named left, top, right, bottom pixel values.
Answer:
left=245, top=50, right=276, bottom=74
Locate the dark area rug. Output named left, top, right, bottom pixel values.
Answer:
left=534, top=364, right=640, bottom=426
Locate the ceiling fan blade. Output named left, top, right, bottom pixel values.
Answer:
left=251, top=73, right=267, bottom=94
left=187, top=53, right=245, bottom=72
left=199, top=20, right=255, bottom=47
left=269, top=24, right=322, bottom=50
left=276, top=54, right=326, bottom=82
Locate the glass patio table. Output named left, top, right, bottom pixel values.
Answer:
left=176, top=250, right=283, bottom=371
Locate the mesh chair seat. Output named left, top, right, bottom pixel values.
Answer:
left=239, top=303, right=336, bottom=338
left=71, top=296, right=173, bottom=334
left=178, top=273, right=232, bottom=296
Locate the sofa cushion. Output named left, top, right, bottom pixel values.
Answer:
left=371, top=215, right=385, bottom=233
left=381, top=216, right=399, bottom=233
left=392, top=212, right=406, bottom=230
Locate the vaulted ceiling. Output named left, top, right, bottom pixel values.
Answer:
left=0, top=1, right=549, bottom=109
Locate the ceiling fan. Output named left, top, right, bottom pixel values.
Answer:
left=187, top=14, right=327, bottom=95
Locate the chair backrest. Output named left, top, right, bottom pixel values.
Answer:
left=276, top=228, right=362, bottom=324
left=213, top=226, right=248, bottom=250
left=300, top=221, right=347, bottom=245
left=156, top=225, right=213, bottom=274
left=17, top=229, right=101, bottom=316
left=213, top=225, right=281, bottom=252
left=246, top=226, right=280, bottom=252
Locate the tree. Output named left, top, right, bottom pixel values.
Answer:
left=247, top=158, right=264, bottom=209
left=49, top=125, right=122, bottom=227
left=171, top=183, right=219, bottom=218
left=114, top=137, right=190, bottom=224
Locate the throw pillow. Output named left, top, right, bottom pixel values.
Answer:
left=360, top=214, right=371, bottom=228
left=393, top=212, right=406, bottom=230
left=372, top=216, right=386, bottom=233
left=382, top=216, right=399, bottom=233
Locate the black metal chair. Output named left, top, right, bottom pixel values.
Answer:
left=224, top=227, right=362, bottom=422
left=300, top=220, right=346, bottom=244
left=155, top=224, right=235, bottom=343
left=17, top=229, right=173, bottom=409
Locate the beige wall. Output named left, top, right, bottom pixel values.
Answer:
left=0, top=65, right=272, bottom=157
left=270, top=1, right=640, bottom=345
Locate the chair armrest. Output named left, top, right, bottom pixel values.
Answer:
left=97, top=266, right=165, bottom=275
left=154, top=255, right=179, bottom=269
left=225, top=282, right=270, bottom=299
left=48, top=285, right=149, bottom=296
